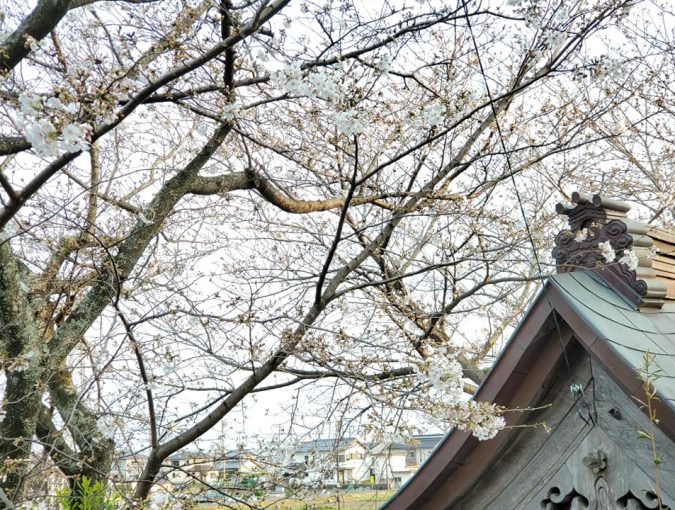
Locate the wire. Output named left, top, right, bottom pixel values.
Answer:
left=462, top=1, right=597, bottom=426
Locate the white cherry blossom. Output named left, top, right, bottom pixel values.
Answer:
left=599, top=241, right=616, bottom=264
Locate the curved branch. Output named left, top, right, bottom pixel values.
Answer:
left=251, top=175, right=352, bottom=213
left=188, top=169, right=393, bottom=212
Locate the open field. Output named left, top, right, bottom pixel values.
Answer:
left=199, top=491, right=393, bottom=510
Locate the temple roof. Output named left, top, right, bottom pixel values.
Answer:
left=383, top=193, right=675, bottom=510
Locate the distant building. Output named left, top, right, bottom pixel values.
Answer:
left=164, top=449, right=261, bottom=488
left=113, top=448, right=261, bottom=496
left=112, top=451, right=147, bottom=485
left=368, top=434, right=444, bottom=488
left=285, top=434, right=444, bottom=489
left=284, top=437, right=367, bottom=486
left=111, top=432, right=443, bottom=495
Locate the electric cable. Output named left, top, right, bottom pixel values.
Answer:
left=462, top=1, right=597, bottom=425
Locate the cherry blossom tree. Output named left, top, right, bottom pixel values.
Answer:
left=0, top=0, right=665, bottom=506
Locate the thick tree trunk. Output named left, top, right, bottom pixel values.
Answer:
left=0, top=370, right=43, bottom=501
left=0, top=237, right=45, bottom=502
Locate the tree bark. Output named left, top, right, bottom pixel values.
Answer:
left=0, top=239, right=44, bottom=501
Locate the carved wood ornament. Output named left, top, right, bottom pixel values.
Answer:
left=526, top=429, right=673, bottom=510
left=552, top=192, right=667, bottom=310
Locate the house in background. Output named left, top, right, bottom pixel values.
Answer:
left=368, top=434, right=445, bottom=488
left=113, top=448, right=261, bottom=495
left=111, top=451, right=147, bottom=486
left=284, top=437, right=369, bottom=487
left=384, top=192, right=675, bottom=509
left=411, top=434, right=445, bottom=466
left=112, top=433, right=442, bottom=496
left=212, top=449, right=260, bottom=485
left=285, top=434, right=444, bottom=489
left=164, top=449, right=261, bottom=488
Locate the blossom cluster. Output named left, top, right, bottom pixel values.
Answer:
left=17, top=93, right=89, bottom=157
left=449, top=400, right=506, bottom=441
left=273, top=63, right=365, bottom=135
left=619, top=249, right=639, bottom=271
left=598, top=240, right=616, bottom=264
left=415, top=345, right=464, bottom=404
left=333, top=109, right=367, bottom=135
left=97, top=415, right=117, bottom=440
left=221, top=102, right=243, bottom=121
left=412, top=102, right=445, bottom=129
left=415, top=346, right=505, bottom=440
left=375, top=55, right=393, bottom=72
left=573, top=228, right=639, bottom=272
left=272, top=63, right=341, bottom=102
left=598, top=241, right=639, bottom=271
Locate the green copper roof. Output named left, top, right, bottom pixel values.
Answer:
left=550, top=271, right=675, bottom=410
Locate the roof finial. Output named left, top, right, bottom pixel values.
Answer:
left=552, top=191, right=665, bottom=311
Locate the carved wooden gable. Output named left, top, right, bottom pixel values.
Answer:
left=526, top=428, right=670, bottom=510
left=450, top=344, right=675, bottom=510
